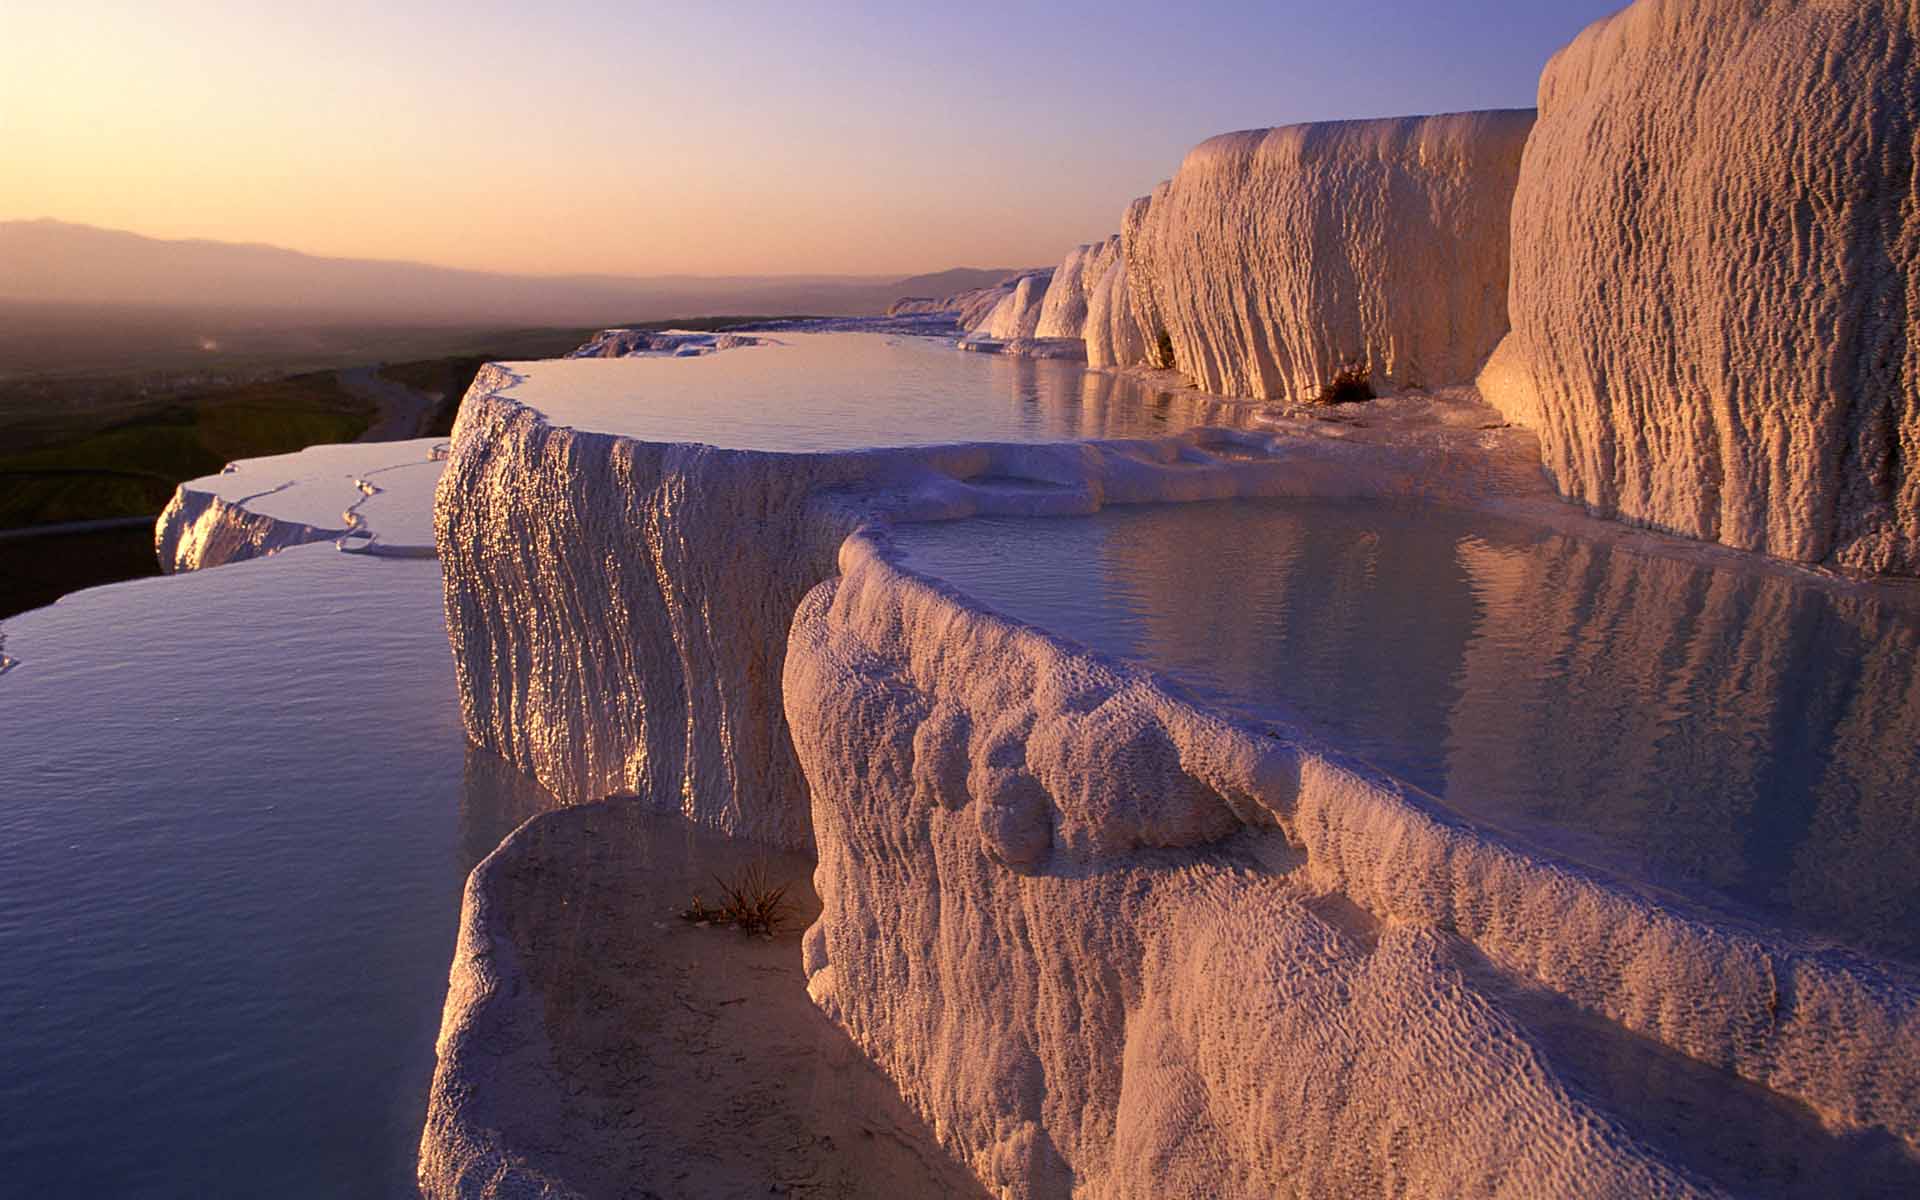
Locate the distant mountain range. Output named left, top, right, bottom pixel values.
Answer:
left=0, top=220, right=1025, bottom=325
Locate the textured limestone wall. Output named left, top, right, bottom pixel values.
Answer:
left=438, top=366, right=1455, bottom=847
left=1120, top=111, right=1533, bottom=398
left=1481, top=0, right=1920, bottom=575
left=785, top=534, right=1920, bottom=1196
left=157, top=439, right=446, bottom=571
left=1083, top=252, right=1148, bottom=369
left=1035, top=239, right=1120, bottom=341
left=972, top=269, right=1056, bottom=341
left=155, top=488, right=343, bottom=573
left=436, top=360, right=1920, bottom=1190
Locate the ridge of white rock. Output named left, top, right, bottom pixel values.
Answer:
left=435, top=374, right=1303, bottom=847
left=885, top=276, right=1042, bottom=330
left=784, top=528, right=1920, bottom=1196
left=1114, top=110, right=1533, bottom=399
left=156, top=438, right=446, bottom=572
left=435, top=358, right=1572, bottom=848
left=1083, top=251, right=1149, bottom=370
left=1034, top=239, right=1121, bottom=341
left=970, top=269, right=1056, bottom=342
left=566, top=328, right=765, bottom=358
left=1479, top=0, right=1920, bottom=576
left=436, top=344, right=1920, bottom=1192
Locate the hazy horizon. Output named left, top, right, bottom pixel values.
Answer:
left=0, top=221, right=1030, bottom=327
left=4, top=1, right=1624, bottom=279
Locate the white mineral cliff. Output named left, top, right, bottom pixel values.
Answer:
left=156, top=438, right=446, bottom=572
left=972, top=269, right=1056, bottom=341
left=435, top=361, right=1460, bottom=848
left=565, top=328, right=765, bottom=358
left=1083, top=250, right=1148, bottom=369
left=1478, top=0, right=1920, bottom=576
left=423, top=0, right=1920, bottom=1189
left=1034, top=238, right=1120, bottom=341
left=1113, top=110, right=1533, bottom=398
left=431, top=345, right=1920, bottom=1194
left=786, top=529, right=1920, bottom=1193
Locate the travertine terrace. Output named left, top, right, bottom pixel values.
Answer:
left=420, top=0, right=1920, bottom=1194
left=1479, top=0, right=1920, bottom=575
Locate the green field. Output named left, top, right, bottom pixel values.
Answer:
left=0, top=372, right=379, bottom=527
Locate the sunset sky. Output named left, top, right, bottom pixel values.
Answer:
left=3, top=1, right=1623, bottom=278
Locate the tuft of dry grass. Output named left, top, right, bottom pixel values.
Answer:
left=681, top=860, right=793, bottom=936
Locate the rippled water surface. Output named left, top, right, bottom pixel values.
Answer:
left=503, top=332, right=1221, bottom=448
left=0, top=546, right=554, bottom=1197
left=892, top=499, right=1920, bottom=962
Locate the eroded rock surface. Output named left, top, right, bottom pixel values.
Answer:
left=1119, top=110, right=1533, bottom=399
left=785, top=533, right=1920, bottom=1197
left=157, top=438, right=445, bottom=571
left=1035, top=239, right=1121, bottom=341
left=1481, top=0, right=1920, bottom=575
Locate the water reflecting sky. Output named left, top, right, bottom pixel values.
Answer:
left=502, top=333, right=1215, bottom=449
left=0, top=545, right=554, bottom=1197
left=893, top=499, right=1920, bottom=963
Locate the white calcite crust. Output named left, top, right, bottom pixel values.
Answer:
left=437, top=349, right=1920, bottom=1193
left=1034, top=239, right=1120, bottom=341
left=1083, top=252, right=1148, bottom=370
left=1479, top=0, right=1920, bottom=576
left=1118, top=110, right=1533, bottom=399
left=155, top=438, right=446, bottom=572
left=785, top=530, right=1920, bottom=1195
left=565, top=328, right=764, bottom=358
left=971, top=269, right=1056, bottom=341
left=436, top=365, right=1479, bottom=848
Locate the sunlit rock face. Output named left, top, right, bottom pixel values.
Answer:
left=1035, top=239, right=1120, bottom=341
left=1481, top=0, right=1920, bottom=575
left=1083, top=251, right=1148, bottom=369
left=434, top=361, right=1283, bottom=847
left=436, top=347, right=1920, bottom=1190
left=786, top=537, right=1920, bottom=1196
left=790, top=536, right=1920, bottom=1194
left=565, top=328, right=764, bottom=358
left=156, top=438, right=445, bottom=572
left=1117, top=111, right=1533, bottom=398
left=972, top=269, right=1056, bottom=341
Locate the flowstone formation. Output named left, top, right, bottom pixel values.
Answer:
left=1010, top=110, right=1530, bottom=393
left=779, top=532, right=1920, bottom=1199
left=425, top=1, right=1920, bottom=1190
left=1128, top=111, right=1532, bottom=398
left=1480, top=0, right=1920, bottom=574
left=156, top=439, right=446, bottom=571
left=431, top=341, right=1920, bottom=1193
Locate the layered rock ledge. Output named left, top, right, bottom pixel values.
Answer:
left=432, top=353, right=1920, bottom=1195
left=157, top=438, right=446, bottom=572
left=1480, top=0, right=1920, bottom=574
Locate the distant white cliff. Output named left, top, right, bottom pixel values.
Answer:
left=156, top=439, right=445, bottom=572
left=565, top=328, right=765, bottom=358
left=1479, top=0, right=1920, bottom=575
left=1025, top=111, right=1531, bottom=398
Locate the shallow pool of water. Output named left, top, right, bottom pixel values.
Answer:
left=891, top=499, right=1920, bottom=963
left=500, top=331, right=1220, bottom=449
left=0, top=546, right=555, bottom=1197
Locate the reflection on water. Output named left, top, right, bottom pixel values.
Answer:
left=892, top=499, right=1920, bottom=962
left=502, top=332, right=1241, bottom=450
left=0, top=545, right=555, bottom=1197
